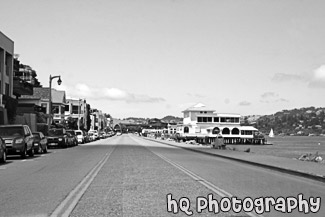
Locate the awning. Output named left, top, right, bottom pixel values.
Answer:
left=239, top=126, right=258, bottom=131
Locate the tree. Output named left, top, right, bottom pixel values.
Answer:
left=66, top=117, right=78, bottom=130
left=86, top=104, right=91, bottom=131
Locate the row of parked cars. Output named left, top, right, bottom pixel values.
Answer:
left=0, top=124, right=115, bottom=164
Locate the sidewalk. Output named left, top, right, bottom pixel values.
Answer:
left=144, top=137, right=325, bottom=183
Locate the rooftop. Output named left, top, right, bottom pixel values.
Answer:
left=182, top=103, right=215, bottom=112
left=21, top=87, right=66, bottom=104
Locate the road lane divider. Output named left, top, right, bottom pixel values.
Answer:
left=131, top=136, right=263, bottom=217
left=50, top=146, right=115, bottom=217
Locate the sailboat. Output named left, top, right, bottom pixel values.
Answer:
left=269, top=128, right=274, bottom=138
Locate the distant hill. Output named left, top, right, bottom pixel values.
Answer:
left=161, top=115, right=183, bottom=124
left=117, top=108, right=325, bottom=136
left=244, top=107, right=325, bottom=136
left=116, top=116, right=183, bottom=125
left=124, top=117, right=148, bottom=124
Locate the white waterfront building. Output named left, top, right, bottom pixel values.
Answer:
left=174, top=103, right=262, bottom=143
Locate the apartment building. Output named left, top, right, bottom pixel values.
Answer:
left=0, top=31, right=14, bottom=124
left=65, top=98, right=87, bottom=130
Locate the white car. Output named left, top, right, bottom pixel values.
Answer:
left=74, top=130, right=85, bottom=144
left=88, top=130, right=99, bottom=140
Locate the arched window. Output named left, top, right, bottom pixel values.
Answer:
left=212, top=127, right=220, bottom=134
left=222, top=127, right=230, bottom=135
left=184, top=126, right=189, bottom=133
left=231, top=128, right=239, bottom=135
left=114, top=124, right=121, bottom=132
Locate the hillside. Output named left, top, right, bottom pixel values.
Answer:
left=160, top=115, right=183, bottom=124
left=247, top=107, right=325, bottom=136
left=121, top=116, right=183, bottom=125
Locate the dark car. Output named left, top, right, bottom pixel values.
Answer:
left=67, top=130, right=78, bottom=146
left=32, top=132, right=48, bottom=154
left=0, top=137, right=6, bottom=163
left=66, top=130, right=78, bottom=146
left=47, top=128, right=72, bottom=148
left=0, top=125, right=35, bottom=158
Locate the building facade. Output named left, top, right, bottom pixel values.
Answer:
left=0, top=31, right=14, bottom=124
left=20, top=87, right=66, bottom=124
left=176, top=103, right=260, bottom=141
left=65, top=98, right=87, bottom=130
left=90, top=109, right=106, bottom=131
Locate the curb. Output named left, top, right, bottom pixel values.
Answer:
left=144, top=137, right=325, bottom=183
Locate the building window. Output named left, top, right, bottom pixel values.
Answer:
left=184, top=127, right=189, bottom=133
left=5, top=54, right=11, bottom=76
left=212, top=127, right=220, bottom=134
left=65, top=104, right=70, bottom=112
left=241, top=130, right=253, bottom=135
left=207, top=117, right=212, bottom=122
left=232, top=128, right=240, bottom=135
left=220, top=117, right=239, bottom=123
left=214, top=117, right=219, bottom=122
left=72, top=105, right=79, bottom=114
left=52, top=105, right=59, bottom=114
left=5, top=83, right=9, bottom=96
left=222, top=128, right=230, bottom=134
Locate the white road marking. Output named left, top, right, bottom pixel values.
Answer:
left=50, top=147, right=115, bottom=217
left=131, top=136, right=263, bottom=217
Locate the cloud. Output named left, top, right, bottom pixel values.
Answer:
left=261, top=92, right=278, bottom=98
left=260, top=92, right=289, bottom=103
left=308, top=65, right=325, bottom=88
left=271, top=73, right=305, bottom=82
left=239, top=101, right=251, bottom=106
left=60, top=83, right=165, bottom=103
left=187, top=93, right=206, bottom=98
left=277, top=98, right=290, bottom=102
left=272, top=65, right=325, bottom=89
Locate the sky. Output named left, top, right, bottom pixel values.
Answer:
left=1, top=0, right=325, bottom=119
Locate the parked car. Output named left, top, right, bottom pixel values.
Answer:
left=66, top=130, right=78, bottom=146
left=107, top=131, right=115, bottom=137
left=88, top=132, right=96, bottom=141
left=47, top=128, right=73, bottom=148
left=88, top=130, right=99, bottom=140
left=32, top=132, right=48, bottom=154
left=0, top=125, right=35, bottom=158
left=0, top=137, right=6, bottom=163
left=99, top=132, right=105, bottom=139
left=74, top=130, right=85, bottom=144
left=83, top=131, right=91, bottom=143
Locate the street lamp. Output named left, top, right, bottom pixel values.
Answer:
left=78, top=98, right=81, bottom=130
left=48, top=75, right=62, bottom=127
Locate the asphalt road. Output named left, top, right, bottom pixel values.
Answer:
left=0, top=134, right=324, bottom=217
